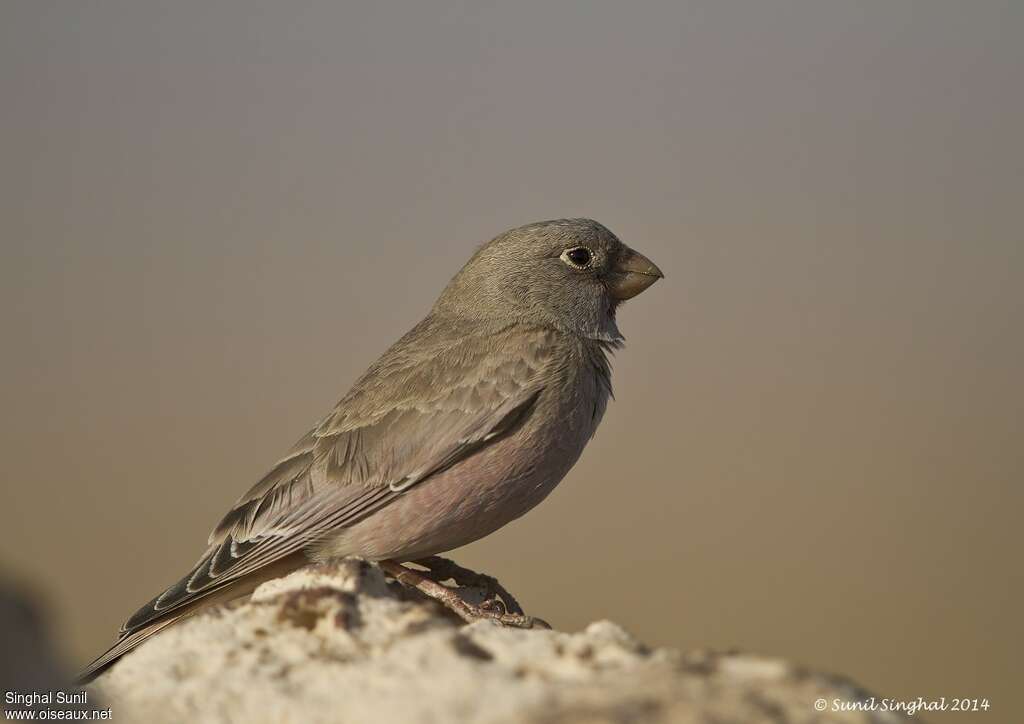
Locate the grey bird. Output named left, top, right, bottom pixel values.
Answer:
left=78, top=218, right=662, bottom=682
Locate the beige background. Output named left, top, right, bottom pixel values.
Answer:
left=2, top=2, right=1021, bottom=722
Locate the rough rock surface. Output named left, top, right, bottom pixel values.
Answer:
left=91, top=560, right=912, bottom=724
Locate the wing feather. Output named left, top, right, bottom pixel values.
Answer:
left=119, top=322, right=553, bottom=636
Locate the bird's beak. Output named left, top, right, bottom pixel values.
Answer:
left=607, top=247, right=664, bottom=300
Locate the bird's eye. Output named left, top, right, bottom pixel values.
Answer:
left=561, top=247, right=593, bottom=269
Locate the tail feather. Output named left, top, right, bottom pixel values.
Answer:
left=76, top=615, right=186, bottom=684
left=76, top=551, right=309, bottom=684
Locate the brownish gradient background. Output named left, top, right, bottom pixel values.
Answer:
left=2, top=2, right=1021, bottom=722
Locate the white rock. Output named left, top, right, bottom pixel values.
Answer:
left=91, top=560, right=912, bottom=724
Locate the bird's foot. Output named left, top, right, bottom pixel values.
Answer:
left=379, top=558, right=550, bottom=629
left=411, top=555, right=526, bottom=615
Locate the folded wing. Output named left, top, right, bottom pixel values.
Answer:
left=119, top=322, right=551, bottom=636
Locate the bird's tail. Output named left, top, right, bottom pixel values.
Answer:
left=76, top=551, right=310, bottom=684
left=76, top=614, right=187, bottom=684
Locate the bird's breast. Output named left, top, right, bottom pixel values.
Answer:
left=315, top=340, right=612, bottom=562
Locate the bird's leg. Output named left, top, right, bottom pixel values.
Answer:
left=411, top=555, right=526, bottom=616
left=379, top=560, right=548, bottom=629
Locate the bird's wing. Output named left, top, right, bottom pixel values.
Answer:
left=119, top=323, right=552, bottom=637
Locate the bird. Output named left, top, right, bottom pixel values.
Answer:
left=77, top=218, right=663, bottom=682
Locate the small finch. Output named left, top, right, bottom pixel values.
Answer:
left=79, top=218, right=663, bottom=681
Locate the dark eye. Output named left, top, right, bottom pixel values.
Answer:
left=562, top=247, right=592, bottom=269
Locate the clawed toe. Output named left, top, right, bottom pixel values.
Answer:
left=465, top=599, right=547, bottom=628
left=478, top=597, right=507, bottom=615
left=379, top=558, right=546, bottom=629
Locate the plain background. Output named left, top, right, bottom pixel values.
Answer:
left=2, top=2, right=1021, bottom=722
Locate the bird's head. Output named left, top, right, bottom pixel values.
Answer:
left=433, top=218, right=663, bottom=341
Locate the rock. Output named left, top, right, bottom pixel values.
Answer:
left=0, top=582, right=105, bottom=717
left=0, top=584, right=72, bottom=697
left=90, top=560, right=913, bottom=724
